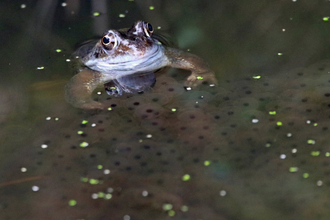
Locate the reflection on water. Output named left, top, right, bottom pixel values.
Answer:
left=2, top=1, right=330, bottom=220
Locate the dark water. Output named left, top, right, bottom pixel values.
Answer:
left=1, top=0, right=330, bottom=219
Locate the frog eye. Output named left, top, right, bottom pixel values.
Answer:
left=143, top=22, right=153, bottom=37
left=101, top=34, right=117, bottom=49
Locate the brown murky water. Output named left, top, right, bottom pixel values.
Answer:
left=1, top=1, right=330, bottom=220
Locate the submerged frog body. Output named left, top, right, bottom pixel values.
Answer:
left=104, top=72, right=156, bottom=97
left=65, top=21, right=217, bottom=109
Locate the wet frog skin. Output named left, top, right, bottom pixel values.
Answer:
left=65, top=21, right=217, bottom=109
left=103, top=72, right=156, bottom=97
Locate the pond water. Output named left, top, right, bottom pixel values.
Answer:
left=1, top=0, right=330, bottom=220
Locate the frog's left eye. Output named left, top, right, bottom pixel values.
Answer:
left=102, top=34, right=117, bottom=49
left=143, top=22, right=153, bottom=37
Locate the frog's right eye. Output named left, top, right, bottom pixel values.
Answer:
left=102, top=34, right=117, bottom=49
left=143, top=22, right=153, bottom=37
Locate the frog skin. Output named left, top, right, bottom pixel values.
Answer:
left=103, top=72, right=156, bottom=97
left=65, top=21, right=217, bottom=109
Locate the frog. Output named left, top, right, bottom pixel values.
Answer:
left=103, top=71, right=156, bottom=97
left=65, top=20, right=217, bottom=109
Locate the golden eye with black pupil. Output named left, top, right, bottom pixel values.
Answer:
left=102, top=36, right=110, bottom=45
left=143, top=22, right=153, bottom=37
left=101, top=34, right=117, bottom=49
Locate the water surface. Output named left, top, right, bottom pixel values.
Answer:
left=1, top=1, right=330, bottom=220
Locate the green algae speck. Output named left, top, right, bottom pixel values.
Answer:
left=181, top=205, right=189, bottom=212
left=269, top=111, right=276, bottom=115
left=69, top=200, right=77, bottom=206
left=182, top=174, right=191, bottom=181
left=105, top=194, right=112, bottom=199
left=80, top=177, right=88, bottom=182
left=303, top=173, right=309, bottom=178
left=80, top=142, right=89, bottom=147
left=163, top=204, right=173, bottom=211
left=168, top=210, right=175, bottom=217
left=307, top=139, right=316, bottom=145
left=311, top=151, right=320, bottom=156
left=98, top=192, right=105, bottom=198
left=89, top=179, right=99, bottom=184
left=289, top=167, right=298, bottom=172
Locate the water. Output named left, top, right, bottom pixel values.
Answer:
left=1, top=0, right=330, bottom=219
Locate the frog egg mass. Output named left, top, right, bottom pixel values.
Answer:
left=4, top=2, right=330, bottom=218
